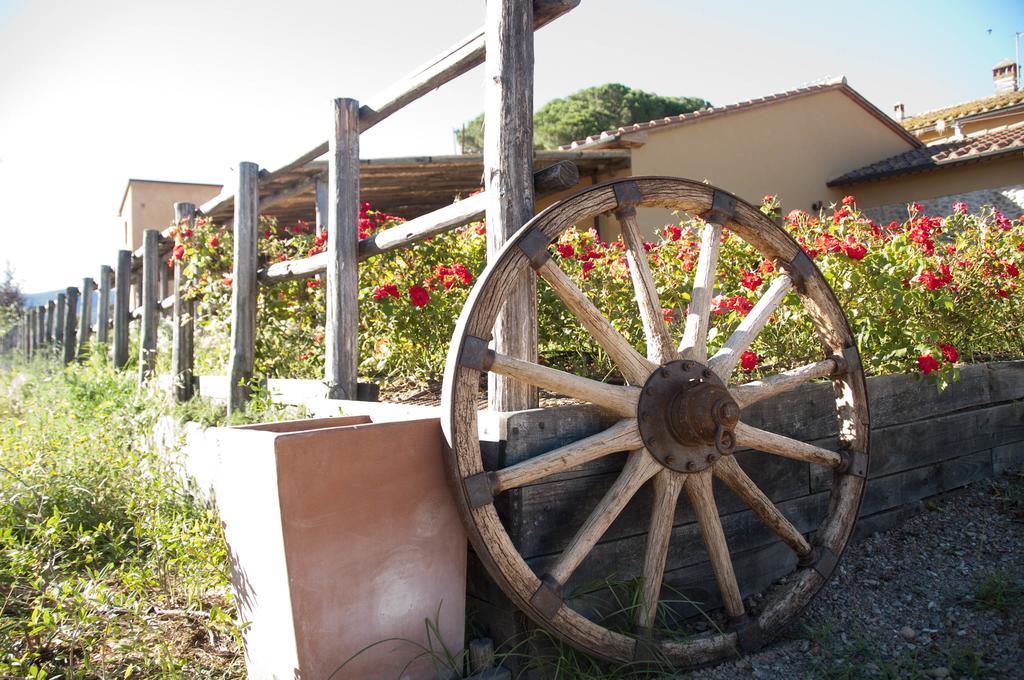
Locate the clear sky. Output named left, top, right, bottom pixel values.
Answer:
left=1, top=0, right=1022, bottom=292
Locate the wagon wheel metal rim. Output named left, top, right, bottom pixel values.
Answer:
left=441, top=177, right=869, bottom=668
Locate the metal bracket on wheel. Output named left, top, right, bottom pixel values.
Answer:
left=459, top=335, right=495, bottom=372
left=613, top=181, right=643, bottom=214
left=464, top=471, right=496, bottom=508
left=808, top=545, right=839, bottom=580
left=783, top=249, right=815, bottom=293
left=838, top=446, right=868, bottom=478
left=729, top=615, right=763, bottom=654
left=517, top=228, right=553, bottom=269
left=530, top=574, right=564, bottom=619
left=704, top=190, right=737, bottom=225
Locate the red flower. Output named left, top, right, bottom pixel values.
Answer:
left=408, top=284, right=430, bottom=308
left=759, top=260, right=775, bottom=275
left=556, top=243, right=575, bottom=258
left=665, top=225, right=682, bottom=241
left=372, top=283, right=400, bottom=301
left=172, top=244, right=185, bottom=261
left=306, top=279, right=321, bottom=289
left=997, top=289, right=1010, bottom=299
left=952, top=201, right=968, bottom=215
left=1005, top=262, right=1020, bottom=278
left=581, top=260, right=595, bottom=277
left=832, top=207, right=851, bottom=223
left=264, top=229, right=273, bottom=238
left=917, top=353, right=940, bottom=375
left=842, top=240, right=867, bottom=261
left=181, top=228, right=192, bottom=239
left=841, top=195, right=856, bottom=206
left=222, top=275, right=232, bottom=287
left=209, top=235, right=220, bottom=248
left=741, top=271, right=763, bottom=291
left=662, top=308, right=674, bottom=324
left=917, top=264, right=953, bottom=291
left=713, top=295, right=754, bottom=316
left=909, top=202, right=923, bottom=214
left=452, top=262, right=473, bottom=286
left=938, top=342, right=959, bottom=363
left=740, top=350, right=758, bottom=371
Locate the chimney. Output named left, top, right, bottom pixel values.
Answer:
left=893, top=102, right=905, bottom=121
left=993, top=58, right=1018, bottom=94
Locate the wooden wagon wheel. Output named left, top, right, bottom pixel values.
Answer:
left=441, top=177, right=869, bottom=668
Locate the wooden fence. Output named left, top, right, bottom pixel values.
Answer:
left=3, top=0, right=581, bottom=415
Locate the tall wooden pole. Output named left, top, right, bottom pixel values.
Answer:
left=324, top=98, right=360, bottom=400
left=172, top=202, right=196, bottom=402
left=77, top=277, right=94, bottom=360
left=228, top=162, right=259, bottom=414
left=97, top=265, right=113, bottom=345
left=55, top=293, right=66, bottom=347
left=484, top=0, right=537, bottom=411
left=62, top=287, right=79, bottom=365
left=139, top=230, right=160, bottom=381
left=23, top=311, right=30, bottom=360
left=113, top=249, right=132, bottom=368
left=45, top=300, right=55, bottom=345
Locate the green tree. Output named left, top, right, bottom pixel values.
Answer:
left=0, top=263, right=23, bottom=334
left=455, top=83, right=710, bottom=152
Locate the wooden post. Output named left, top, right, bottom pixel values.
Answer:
left=228, top=162, right=259, bottom=414
left=27, top=308, right=35, bottom=358
left=113, top=249, right=131, bottom=368
left=97, top=265, right=112, bottom=345
left=315, top=175, right=328, bottom=235
left=63, top=287, right=79, bottom=365
left=484, top=0, right=538, bottom=411
left=172, top=202, right=197, bottom=402
left=55, top=293, right=66, bottom=346
left=22, top=311, right=30, bottom=359
left=324, top=98, right=360, bottom=401
left=138, top=230, right=160, bottom=381
left=45, top=300, right=55, bottom=344
left=77, top=277, right=94, bottom=360
left=133, top=268, right=143, bottom=311
left=36, top=305, right=45, bottom=349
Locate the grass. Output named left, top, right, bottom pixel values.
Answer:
left=0, top=349, right=291, bottom=677
left=968, top=568, right=1024, bottom=616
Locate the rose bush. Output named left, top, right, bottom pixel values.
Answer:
left=170, top=196, right=1024, bottom=392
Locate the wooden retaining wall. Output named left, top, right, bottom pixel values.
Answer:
left=470, top=360, right=1024, bottom=645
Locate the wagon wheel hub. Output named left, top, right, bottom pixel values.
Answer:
left=637, top=359, right=739, bottom=473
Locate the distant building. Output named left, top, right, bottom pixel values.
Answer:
left=118, top=179, right=221, bottom=250
left=832, top=60, right=1024, bottom=222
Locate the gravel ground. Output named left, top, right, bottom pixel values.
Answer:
left=687, top=470, right=1024, bottom=680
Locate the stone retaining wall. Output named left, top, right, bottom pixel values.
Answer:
left=862, top=184, right=1024, bottom=224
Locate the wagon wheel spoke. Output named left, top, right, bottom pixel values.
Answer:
left=678, top=221, right=723, bottom=362
left=615, top=208, right=678, bottom=364
left=546, top=450, right=661, bottom=587
left=707, top=274, right=793, bottom=379
left=685, top=469, right=744, bottom=619
left=734, top=421, right=843, bottom=468
left=538, top=259, right=657, bottom=385
left=713, top=456, right=812, bottom=560
left=488, top=351, right=640, bottom=417
left=730, top=358, right=840, bottom=409
left=492, top=419, right=642, bottom=494
left=637, top=470, right=687, bottom=632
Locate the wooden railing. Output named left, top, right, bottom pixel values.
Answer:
left=6, top=0, right=580, bottom=415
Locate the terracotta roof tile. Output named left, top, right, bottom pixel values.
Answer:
left=561, top=77, right=921, bottom=150
left=901, top=90, right=1024, bottom=131
left=828, top=122, right=1024, bottom=186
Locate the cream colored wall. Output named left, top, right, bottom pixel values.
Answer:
left=123, top=181, right=221, bottom=249
left=843, top=156, right=1024, bottom=209
left=625, top=89, right=917, bottom=236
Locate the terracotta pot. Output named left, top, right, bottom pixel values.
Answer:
left=198, top=415, right=466, bottom=679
